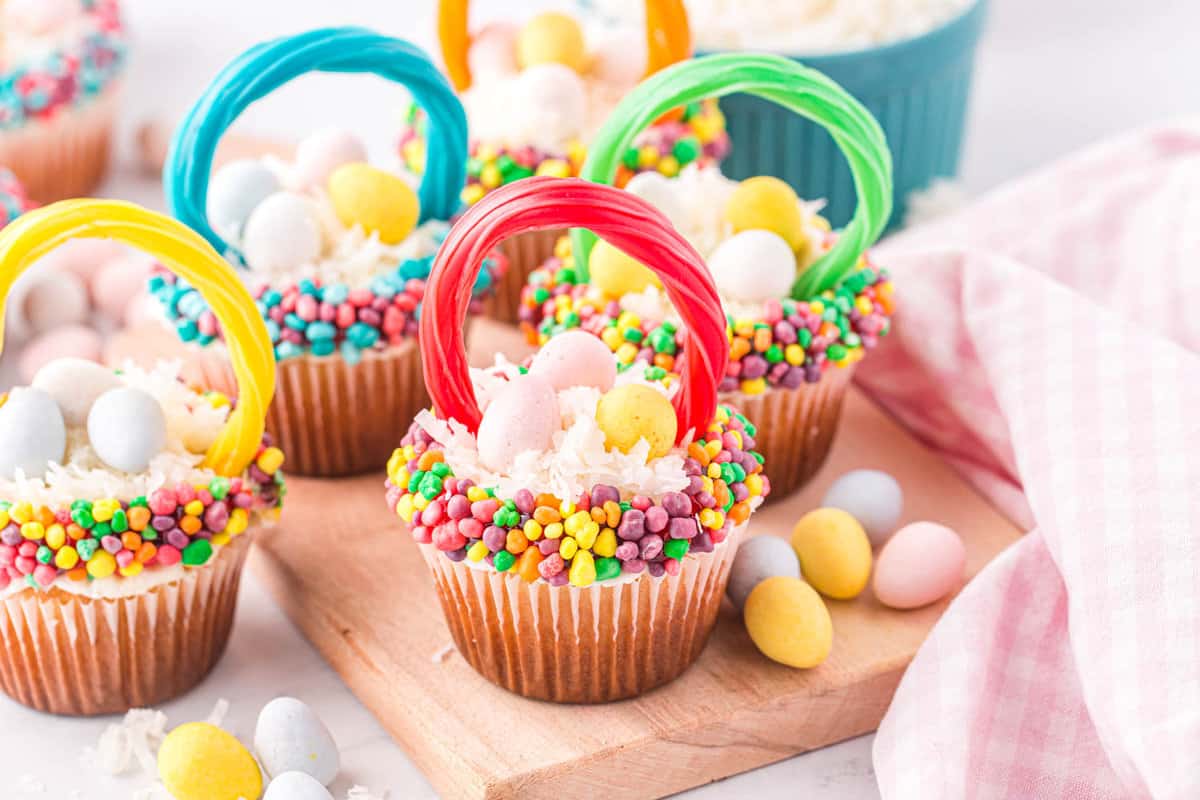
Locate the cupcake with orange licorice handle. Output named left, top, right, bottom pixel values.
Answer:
left=386, top=177, right=767, bottom=704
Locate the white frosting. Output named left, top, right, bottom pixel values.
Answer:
left=0, top=0, right=88, bottom=70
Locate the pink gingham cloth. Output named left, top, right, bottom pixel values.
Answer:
left=861, top=119, right=1200, bottom=799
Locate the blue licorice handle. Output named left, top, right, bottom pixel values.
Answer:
left=165, top=27, right=467, bottom=257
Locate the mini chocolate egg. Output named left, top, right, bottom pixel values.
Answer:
left=624, top=171, right=685, bottom=227
left=707, top=230, right=796, bottom=304
left=32, top=357, right=122, bottom=427
left=821, top=469, right=904, bottom=547
left=516, top=11, right=587, bottom=73
left=242, top=192, right=324, bottom=273
left=6, top=265, right=89, bottom=344
left=292, top=128, right=368, bottom=190
left=468, top=22, right=520, bottom=80
left=207, top=159, right=282, bottom=245
left=158, top=722, right=263, bottom=800
left=726, top=535, right=801, bottom=611
left=513, top=64, right=588, bottom=150
left=264, top=771, right=334, bottom=800
left=589, top=239, right=661, bottom=299
left=87, top=387, right=167, bottom=473
left=595, top=383, right=677, bottom=460
left=0, top=387, right=66, bottom=480
left=790, top=507, right=872, bottom=600
left=254, top=697, right=339, bottom=785
left=477, top=373, right=561, bottom=472
left=528, top=330, right=617, bottom=392
left=589, top=28, right=647, bottom=86
left=17, top=324, right=104, bottom=384
left=327, top=163, right=419, bottom=246
left=724, top=176, right=807, bottom=252
left=873, top=521, right=965, bottom=610
left=744, top=576, right=833, bottom=668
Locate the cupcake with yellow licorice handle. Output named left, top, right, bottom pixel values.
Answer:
left=0, top=199, right=284, bottom=716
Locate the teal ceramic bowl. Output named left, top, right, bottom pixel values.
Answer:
left=705, top=0, right=987, bottom=228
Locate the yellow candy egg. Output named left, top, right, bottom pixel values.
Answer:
left=724, top=176, right=808, bottom=253
left=158, top=722, right=263, bottom=800
left=327, top=163, right=419, bottom=245
left=595, top=384, right=677, bottom=460
left=790, top=508, right=873, bottom=600
left=589, top=239, right=661, bottom=298
left=516, top=11, right=587, bottom=73
left=744, top=576, right=833, bottom=668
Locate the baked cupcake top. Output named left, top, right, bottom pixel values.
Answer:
left=387, top=178, right=768, bottom=587
left=0, top=0, right=126, bottom=131
left=156, top=28, right=503, bottom=364
left=0, top=200, right=283, bottom=595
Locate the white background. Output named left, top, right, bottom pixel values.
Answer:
left=1, top=1, right=1197, bottom=798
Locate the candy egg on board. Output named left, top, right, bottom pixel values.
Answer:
left=589, top=239, right=661, bottom=299
left=207, top=159, right=282, bottom=245
left=87, top=387, right=167, bottom=473
left=595, top=383, right=677, bottom=460
left=254, top=696, right=339, bottom=785
left=589, top=28, right=647, bottom=86
left=264, top=771, right=334, bottom=800
left=707, top=230, right=796, bottom=304
left=821, top=469, right=904, bottom=547
left=744, top=576, right=833, bottom=668
left=242, top=192, right=324, bottom=273
left=790, top=507, right=872, bottom=600
left=527, top=330, right=617, bottom=393
left=91, top=255, right=154, bottom=323
left=516, top=11, right=587, bottom=73
left=624, top=171, right=685, bottom=227
left=17, top=324, right=104, bottom=384
left=0, top=387, right=66, bottom=480
left=327, top=163, right=419, bottom=246
left=157, top=722, right=263, bottom=800
left=724, top=176, right=807, bottom=252
left=468, top=22, right=520, bottom=80
left=292, top=128, right=368, bottom=190
left=726, top=535, right=801, bottom=611
left=477, top=373, right=561, bottom=472
left=6, top=266, right=89, bottom=344
left=513, top=64, right=587, bottom=150
left=873, top=522, right=966, bottom=610
left=32, top=357, right=122, bottom=427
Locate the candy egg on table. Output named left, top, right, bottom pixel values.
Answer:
left=588, top=238, right=662, bottom=299
left=624, top=171, right=685, bottom=227
left=726, top=535, right=802, bottom=611
left=822, top=469, right=904, bottom=547
left=468, top=22, right=520, bottom=80
left=292, top=128, right=368, bottom=190
left=724, top=175, right=807, bottom=252
left=790, top=507, right=873, bottom=600
left=17, top=324, right=103, bottom=383
left=0, top=387, right=66, bottom=480
left=516, top=11, right=587, bottom=73
left=31, top=357, right=122, bottom=427
left=873, top=521, right=966, bottom=610
left=707, top=229, right=797, bottom=304
left=527, top=329, right=617, bottom=392
left=241, top=192, right=324, bottom=273
left=595, top=383, right=677, bottom=460
left=254, top=696, right=339, bottom=785
left=476, top=373, right=561, bottom=472
left=327, top=163, right=420, bottom=245
left=264, top=771, right=334, bottom=800
left=157, top=722, right=263, bottom=800
left=207, top=159, right=282, bottom=245
left=744, top=576, right=833, bottom=668
left=87, top=387, right=168, bottom=473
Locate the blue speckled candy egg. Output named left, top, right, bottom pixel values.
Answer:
left=726, top=535, right=801, bottom=611
left=0, top=387, right=66, bottom=480
left=255, top=697, right=339, bottom=785
left=821, top=469, right=904, bottom=547
left=86, top=387, right=167, bottom=473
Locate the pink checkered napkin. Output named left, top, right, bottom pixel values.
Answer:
left=861, top=120, right=1200, bottom=799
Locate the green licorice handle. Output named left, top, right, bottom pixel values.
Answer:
left=575, top=53, right=892, bottom=299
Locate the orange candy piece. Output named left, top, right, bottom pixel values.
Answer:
left=516, top=548, right=544, bottom=583
left=128, top=506, right=151, bottom=532
left=180, top=515, right=202, bottom=535
left=121, top=532, right=142, bottom=551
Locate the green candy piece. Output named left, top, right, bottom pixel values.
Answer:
left=533, top=287, right=550, bottom=304
left=765, top=344, right=784, bottom=364
left=649, top=329, right=676, bottom=354
left=207, top=478, right=230, bottom=500
left=71, top=508, right=94, bottom=529
left=182, top=539, right=213, bottom=567
left=827, top=344, right=848, bottom=361
left=507, top=165, right=535, bottom=182
left=493, top=550, right=515, bottom=572
left=495, top=154, right=517, bottom=175
left=76, top=538, right=98, bottom=561
left=623, top=328, right=644, bottom=344
left=729, top=463, right=747, bottom=483
left=644, top=366, right=667, bottom=381
left=92, top=522, right=112, bottom=538
left=562, top=311, right=581, bottom=328
left=621, top=147, right=640, bottom=171
left=432, top=461, right=452, bottom=478
left=555, top=267, right=577, bottom=285
left=672, top=135, right=701, bottom=164
left=129, top=495, right=149, bottom=509
left=595, top=557, right=622, bottom=582
left=797, top=328, right=813, bottom=348
left=664, top=539, right=690, bottom=560
left=36, top=546, right=53, bottom=564
left=845, top=332, right=862, bottom=348
left=110, top=509, right=129, bottom=534
left=407, top=470, right=425, bottom=493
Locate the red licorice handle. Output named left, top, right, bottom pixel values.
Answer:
left=421, top=177, right=727, bottom=441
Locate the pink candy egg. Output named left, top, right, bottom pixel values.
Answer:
left=468, top=22, right=520, bottom=80
left=476, top=373, right=561, bottom=473
left=292, top=129, right=368, bottom=190
left=34, top=238, right=130, bottom=282
left=872, top=521, right=966, bottom=610
left=91, top=256, right=153, bottom=323
left=7, top=267, right=89, bottom=344
left=527, top=330, right=616, bottom=392
left=18, top=324, right=104, bottom=384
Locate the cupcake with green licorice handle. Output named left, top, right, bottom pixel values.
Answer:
left=387, top=177, right=767, bottom=704
left=0, top=199, right=284, bottom=716
left=156, top=28, right=504, bottom=477
left=517, top=53, right=895, bottom=498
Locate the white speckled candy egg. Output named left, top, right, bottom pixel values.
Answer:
left=468, top=22, right=520, bottom=81
left=873, top=521, right=965, bottom=610
left=0, top=387, right=66, bottom=480
left=87, top=387, right=167, bottom=473
left=32, top=357, right=122, bottom=427
left=255, top=697, right=339, bottom=785
left=476, top=373, right=561, bottom=473
left=242, top=192, right=324, bottom=273
left=292, top=128, right=368, bottom=190
left=624, top=171, right=685, bottom=228
left=207, top=159, right=281, bottom=245
left=513, top=64, right=587, bottom=151
left=528, top=330, right=617, bottom=392
left=726, top=535, right=801, bottom=611
left=708, top=230, right=796, bottom=304
left=821, top=469, right=904, bottom=547
left=264, top=771, right=334, bottom=800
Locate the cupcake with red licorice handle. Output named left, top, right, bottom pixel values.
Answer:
left=156, top=28, right=504, bottom=477
left=398, top=0, right=729, bottom=325
left=0, top=199, right=283, bottom=716
left=386, top=177, right=767, bottom=704
left=518, top=54, right=895, bottom=498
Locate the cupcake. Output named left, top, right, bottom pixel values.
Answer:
left=519, top=54, right=895, bottom=498
left=386, top=177, right=768, bottom=703
left=0, top=199, right=284, bottom=716
left=157, top=28, right=504, bottom=477
left=0, top=167, right=35, bottom=226
left=397, top=0, right=730, bottom=324
left=0, top=0, right=127, bottom=202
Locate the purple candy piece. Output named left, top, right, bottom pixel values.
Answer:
left=647, top=560, right=666, bottom=578
left=668, top=517, right=698, bottom=540
left=248, top=465, right=272, bottom=485
left=639, top=534, right=664, bottom=560
left=446, top=495, right=470, bottom=520
left=661, top=492, right=691, bottom=518
left=151, top=515, right=176, bottom=532
left=773, top=321, right=797, bottom=344
left=513, top=489, right=535, bottom=515
left=741, top=434, right=756, bottom=451
left=482, top=525, right=507, bottom=552
left=719, top=377, right=739, bottom=393
left=623, top=558, right=646, bottom=574
left=204, top=502, right=229, bottom=533
left=590, top=484, right=620, bottom=507
left=805, top=363, right=823, bottom=383
left=548, top=570, right=570, bottom=587
left=614, top=541, right=639, bottom=561
left=446, top=547, right=468, bottom=562
left=733, top=483, right=750, bottom=503
left=685, top=475, right=704, bottom=495
left=644, top=506, right=668, bottom=534
left=617, top=509, right=645, bottom=541
left=696, top=492, right=717, bottom=509
left=782, top=366, right=806, bottom=389
left=166, top=529, right=190, bottom=550
left=682, top=457, right=702, bottom=476
left=691, top=532, right=714, bottom=553
left=741, top=355, right=768, bottom=379
left=538, top=538, right=560, bottom=556
left=0, top=524, right=22, bottom=546
left=101, top=535, right=122, bottom=554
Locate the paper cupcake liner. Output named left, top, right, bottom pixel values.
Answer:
left=0, top=87, right=120, bottom=204
left=0, top=533, right=251, bottom=716
left=421, top=524, right=743, bottom=704
left=722, top=365, right=855, bottom=500
left=484, top=228, right=563, bottom=325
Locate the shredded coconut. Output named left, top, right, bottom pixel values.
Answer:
left=92, top=708, right=169, bottom=777
left=205, top=697, right=231, bottom=729
left=347, top=787, right=389, bottom=800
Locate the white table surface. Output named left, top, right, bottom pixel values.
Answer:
left=2, top=0, right=1196, bottom=797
